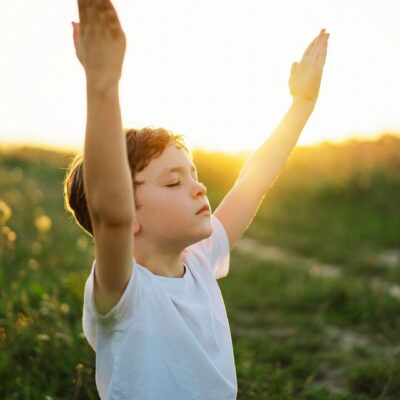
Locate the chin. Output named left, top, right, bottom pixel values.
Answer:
left=199, top=220, right=213, bottom=240
left=187, top=221, right=212, bottom=246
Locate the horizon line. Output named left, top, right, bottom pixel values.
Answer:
left=1, top=131, right=399, bottom=156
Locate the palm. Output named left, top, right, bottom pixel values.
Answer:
left=73, top=0, right=126, bottom=89
left=289, top=29, right=329, bottom=103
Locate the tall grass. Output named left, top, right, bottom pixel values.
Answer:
left=0, top=134, right=399, bottom=399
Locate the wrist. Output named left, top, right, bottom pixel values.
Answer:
left=86, top=78, right=120, bottom=98
left=291, top=96, right=316, bottom=112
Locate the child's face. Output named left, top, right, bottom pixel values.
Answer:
left=133, top=143, right=212, bottom=249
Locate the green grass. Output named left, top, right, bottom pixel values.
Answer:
left=223, top=253, right=400, bottom=399
left=1, top=135, right=399, bottom=399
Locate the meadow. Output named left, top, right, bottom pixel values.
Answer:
left=0, top=134, right=399, bottom=399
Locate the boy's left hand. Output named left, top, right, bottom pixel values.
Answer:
left=289, top=29, right=329, bottom=104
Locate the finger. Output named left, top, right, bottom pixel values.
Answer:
left=79, top=0, right=123, bottom=40
left=96, top=0, right=117, bottom=13
left=290, top=62, right=298, bottom=76
left=313, top=33, right=328, bottom=60
left=78, top=0, right=98, bottom=30
left=86, top=5, right=99, bottom=28
left=77, top=0, right=88, bottom=26
left=97, top=0, right=122, bottom=29
left=80, top=0, right=108, bottom=30
left=302, top=33, right=321, bottom=59
left=302, top=37, right=318, bottom=59
left=303, top=29, right=325, bottom=59
left=105, top=9, right=122, bottom=30
left=92, top=1, right=123, bottom=40
left=72, top=21, right=79, bottom=46
left=317, top=35, right=329, bottom=64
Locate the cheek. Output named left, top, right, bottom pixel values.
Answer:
left=141, top=191, right=189, bottom=224
left=161, top=192, right=189, bottom=220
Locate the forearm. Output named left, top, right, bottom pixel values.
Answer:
left=83, top=83, right=135, bottom=223
left=238, top=97, right=315, bottom=194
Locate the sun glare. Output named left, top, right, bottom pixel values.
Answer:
left=0, top=0, right=399, bottom=153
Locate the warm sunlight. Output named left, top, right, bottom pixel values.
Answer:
left=1, top=1, right=400, bottom=397
left=0, top=0, right=399, bottom=153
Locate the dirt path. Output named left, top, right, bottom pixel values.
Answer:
left=235, top=236, right=400, bottom=300
left=233, top=236, right=400, bottom=394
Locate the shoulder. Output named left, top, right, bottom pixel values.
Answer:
left=82, top=257, right=153, bottom=328
left=183, top=214, right=230, bottom=280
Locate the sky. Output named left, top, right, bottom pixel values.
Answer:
left=0, top=0, right=399, bottom=154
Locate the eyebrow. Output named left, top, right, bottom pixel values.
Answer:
left=158, top=165, right=197, bottom=178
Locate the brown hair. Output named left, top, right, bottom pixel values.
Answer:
left=64, top=127, right=191, bottom=237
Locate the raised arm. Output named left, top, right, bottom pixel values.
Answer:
left=73, top=0, right=135, bottom=314
left=214, top=29, right=329, bottom=252
left=237, top=29, right=329, bottom=192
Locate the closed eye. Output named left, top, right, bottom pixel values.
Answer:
left=166, top=182, right=180, bottom=187
left=165, top=176, right=202, bottom=188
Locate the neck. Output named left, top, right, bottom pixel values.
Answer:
left=134, top=250, right=185, bottom=278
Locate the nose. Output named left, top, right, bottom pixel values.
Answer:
left=193, top=180, right=207, bottom=197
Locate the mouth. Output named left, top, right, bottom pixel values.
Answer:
left=196, top=204, right=210, bottom=215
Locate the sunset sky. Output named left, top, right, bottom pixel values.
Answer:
left=0, top=0, right=399, bottom=154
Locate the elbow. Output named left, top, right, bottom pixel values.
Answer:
left=91, top=209, right=135, bottom=227
left=88, top=191, right=135, bottom=226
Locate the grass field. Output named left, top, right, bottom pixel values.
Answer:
left=0, top=134, right=399, bottom=399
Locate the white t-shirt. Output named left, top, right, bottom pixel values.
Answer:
left=82, top=214, right=237, bottom=400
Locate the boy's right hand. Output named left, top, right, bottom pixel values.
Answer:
left=73, top=0, right=126, bottom=91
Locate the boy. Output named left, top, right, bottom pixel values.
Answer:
left=65, top=0, right=328, bottom=398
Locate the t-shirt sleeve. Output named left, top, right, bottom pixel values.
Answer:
left=82, top=257, right=138, bottom=351
left=193, top=214, right=231, bottom=280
